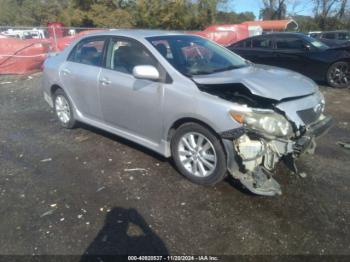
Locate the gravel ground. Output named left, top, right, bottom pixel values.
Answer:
left=0, top=73, right=349, bottom=257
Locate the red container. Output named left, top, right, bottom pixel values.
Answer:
left=189, top=24, right=249, bottom=46
left=48, top=22, right=64, bottom=39
left=0, top=38, right=50, bottom=74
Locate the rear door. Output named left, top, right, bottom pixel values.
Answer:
left=249, top=36, right=275, bottom=64
left=231, top=36, right=275, bottom=65
left=60, top=36, right=107, bottom=121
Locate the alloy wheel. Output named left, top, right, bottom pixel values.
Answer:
left=177, top=132, right=217, bottom=177
left=55, top=95, right=71, bottom=124
left=329, top=62, right=350, bottom=88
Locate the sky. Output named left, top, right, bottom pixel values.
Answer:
left=225, top=0, right=315, bottom=19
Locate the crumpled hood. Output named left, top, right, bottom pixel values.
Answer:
left=192, top=64, right=318, bottom=101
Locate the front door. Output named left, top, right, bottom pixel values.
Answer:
left=273, top=36, right=310, bottom=74
left=99, top=37, right=165, bottom=143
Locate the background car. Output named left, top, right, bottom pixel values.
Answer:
left=309, top=30, right=350, bottom=47
left=228, top=33, right=350, bottom=88
left=308, top=31, right=322, bottom=38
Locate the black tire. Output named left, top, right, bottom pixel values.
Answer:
left=53, top=89, right=77, bottom=129
left=327, top=61, right=350, bottom=88
left=171, top=122, right=227, bottom=186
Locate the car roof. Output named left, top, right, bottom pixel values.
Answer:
left=236, top=32, right=306, bottom=43
left=321, top=30, right=349, bottom=33
left=262, top=32, right=306, bottom=37
left=83, top=29, right=186, bottom=39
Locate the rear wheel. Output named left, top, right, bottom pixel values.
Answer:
left=171, top=123, right=227, bottom=185
left=53, top=89, right=77, bottom=129
left=327, top=61, right=350, bottom=88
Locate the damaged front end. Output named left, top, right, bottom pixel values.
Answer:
left=200, top=83, right=333, bottom=196
left=222, top=114, right=332, bottom=196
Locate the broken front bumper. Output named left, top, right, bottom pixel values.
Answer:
left=294, top=115, right=333, bottom=155
left=221, top=115, right=333, bottom=196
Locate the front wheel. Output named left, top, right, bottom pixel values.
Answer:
left=171, top=123, right=227, bottom=185
left=327, top=61, right=350, bottom=88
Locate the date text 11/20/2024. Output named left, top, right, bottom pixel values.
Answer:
left=128, top=256, right=220, bottom=261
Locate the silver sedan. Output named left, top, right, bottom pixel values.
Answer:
left=42, top=30, right=333, bottom=196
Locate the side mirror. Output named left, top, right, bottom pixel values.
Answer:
left=132, top=65, right=160, bottom=81
left=304, top=44, right=312, bottom=51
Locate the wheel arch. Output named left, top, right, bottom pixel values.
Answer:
left=50, top=84, right=62, bottom=96
left=327, top=58, right=350, bottom=69
left=166, top=117, right=220, bottom=143
left=49, top=84, right=80, bottom=119
left=332, top=58, right=350, bottom=64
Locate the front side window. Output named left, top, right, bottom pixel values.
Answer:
left=147, top=35, right=248, bottom=76
left=69, top=38, right=105, bottom=66
left=106, top=38, right=157, bottom=74
left=276, top=37, right=306, bottom=50
left=338, top=32, right=350, bottom=40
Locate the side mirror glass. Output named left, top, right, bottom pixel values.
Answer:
left=132, top=65, right=160, bottom=81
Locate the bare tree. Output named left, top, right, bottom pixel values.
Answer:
left=260, top=0, right=287, bottom=19
left=313, top=0, right=349, bottom=29
left=313, top=0, right=348, bottom=18
left=288, top=0, right=314, bottom=16
left=337, top=0, right=348, bottom=18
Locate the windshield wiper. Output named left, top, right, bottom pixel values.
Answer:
left=212, top=65, right=246, bottom=73
left=188, top=64, right=248, bottom=76
left=190, top=70, right=215, bottom=75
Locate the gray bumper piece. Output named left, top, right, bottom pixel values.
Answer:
left=307, top=115, right=333, bottom=138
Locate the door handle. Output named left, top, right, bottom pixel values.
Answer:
left=61, top=68, right=71, bottom=75
left=99, top=77, right=111, bottom=85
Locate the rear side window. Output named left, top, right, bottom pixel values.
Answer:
left=252, top=38, right=272, bottom=49
left=322, top=33, right=335, bottom=39
left=276, top=37, right=306, bottom=50
left=68, top=38, right=105, bottom=66
left=310, top=33, right=320, bottom=38
left=234, top=40, right=245, bottom=48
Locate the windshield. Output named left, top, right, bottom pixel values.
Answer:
left=304, top=35, right=329, bottom=50
left=147, top=35, right=248, bottom=76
